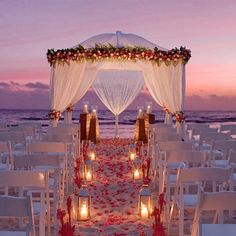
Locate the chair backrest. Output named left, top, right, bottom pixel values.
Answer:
left=200, top=191, right=236, bottom=211
left=0, top=195, right=35, bottom=236
left=176, top=167, right=231, bottom=186
left=158, top=141, right=193, bottom=151
left=47, top=126, right=78, bottom=136
left=27, top=141, right=66, bottom=154
left=212, top=140, right=236, bottom=154
left=0, top=170, right=47, bottom=190
left=192, top=127, right=218, bottom=136
left=42, top=134, right=74, bottom=143
left=155, top=126, right=176, bottom=134
left=14, top=154, right=62, bottom=170
left=0, top=141, right=13, bottom=169
left=187, top=123, right=209, bottom=131
left=228, top=150, right=236, bottom=164
left=220, top=124, right=236, bottom=132
left=199, top=132, right=232, bottom=145
left=155, top=133, right=182, bottom=142
left=0, top=131, right=26, bottom=144
left=191, top=191, right=236, bottom=236
left=165, top=150, right=208, bottom=167
left=229, top=127, right=236, bottom=135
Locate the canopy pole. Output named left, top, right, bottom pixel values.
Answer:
left=164, top=112, right=173, bottom=124
left=115, top=115, right=119, bottom=138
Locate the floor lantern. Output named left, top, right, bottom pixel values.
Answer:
left=84, top=159, right=93, bottom=182
left=76, top=185, right=91, bottom=221
left=138, top=180, right=152, bottom=219
left=133, top=158, right=142, bottom=180
left=129, top=143, right=136, bottom=161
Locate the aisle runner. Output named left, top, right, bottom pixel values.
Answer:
left=76, top=139, right=152, bottom=236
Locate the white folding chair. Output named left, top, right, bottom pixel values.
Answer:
left=169, top=167, right=232, bottom=236
left=14, top=154, right=64, bottom=224
left=199, top=132, right=232, bottom=149
left=0, top=195, right=35, bottom=236
left=155, top=133, right=183, bottom=142
left=211, top=140, right=236, bottom=166
left=154, top=141, right=194, bottom=193
left=10, top=125, right=36, bottom=143
left=0, top=131, right=26, bottom=155
left=27, top=142, right=68, bottom=192
left=162, top=150, right=208, bottom=214
left=191, top=191, right=236, bottom=236
left=191, top=127, right=218, bottom=142
left=19, top=122, right=42, bottom=140
left=0, top=141, right=13, bottom=170
left=0, top=170, right=50, bottom=236
left=42, top=133, right=77, bottom=188
left=220, top=124, right=236, bottom=132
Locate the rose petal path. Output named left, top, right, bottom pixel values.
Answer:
left=75, top=139, right=152, bottom=236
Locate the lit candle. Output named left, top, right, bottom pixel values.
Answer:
left=92, top=109, right=96, bottom=116
left=86, top=171, right=92, bottom=181
left=130, top=152, right=135, bottom=161
left=83, top=104, right=88, bottom=114
left=90, top=152, right=95, bottom=161
left=141, top=202, right=149, bottom=219
left=134, top=169, right=140, bottom=180
left=80, top=202, right=88, bottom=220
left=147, top=105, right=151, bottom=114
left=138, top=109, right=143, bottom=118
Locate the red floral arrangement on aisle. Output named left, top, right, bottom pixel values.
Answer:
left=74, top=159, right=82, bottom=189
left=151, top=193, right=166, bottom=236
left=174, top=111, right=185, bottom=123
left=48, top=110, right=61, bottom=120
left=47, top=45, right=191, bottom=67
left=57, top=196, right=75, bottom=236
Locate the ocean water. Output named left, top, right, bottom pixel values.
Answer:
left=0, top=109, right=236, bottom=138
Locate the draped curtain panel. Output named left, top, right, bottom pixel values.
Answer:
left=50, top=61, right=97, bottom=112
left=50, top=60, right=185, bottom=129
left=142, top=62, right=184, bottom=113
left=92, top=70, right=144, bottom=136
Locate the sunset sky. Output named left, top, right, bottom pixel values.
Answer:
left=0, top=0, right=236, bottom=110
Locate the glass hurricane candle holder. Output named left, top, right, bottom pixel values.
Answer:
left=84, top=159, right=94, bottom=182
left=138, top=181, right=152, bottom=219
left=129, top=143, right=136, bottom=161
left=133, top=159, right=142, bottom=180
left=76, top=185, right=91, bottom=221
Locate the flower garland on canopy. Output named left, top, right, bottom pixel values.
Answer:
left=66, top=104, right=74, bottom=112
left=48, top=110, right=61, bottom=120
left=47, top=45, right=191, bottom=67
left=174, top=111, right=185, bottom=123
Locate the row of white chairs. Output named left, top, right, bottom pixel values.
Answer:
left=0, top=123, right=80, bottom=235
left=150, top=123, right=236, bottom=236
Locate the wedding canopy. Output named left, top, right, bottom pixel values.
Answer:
left=47, top=31, right=191, bottom=135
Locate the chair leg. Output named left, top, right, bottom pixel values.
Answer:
left=179, top=208, right=184, bottom=236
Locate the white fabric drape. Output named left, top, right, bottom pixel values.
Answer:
left=50, top=61, right=97, bottom=112
left=50, top=59, right=185, bottom=129
left=93, top=70, right=144, bottom=137
left=142, top=62, right=183, bottom=113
